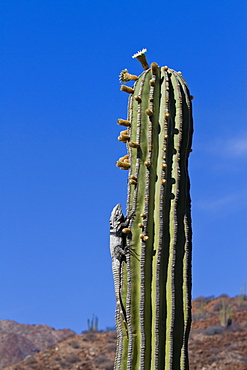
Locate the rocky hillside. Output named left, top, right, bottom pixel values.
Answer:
left=1, top=295, right=247, bottom=369
left=0, top=320, right=74, bottom=369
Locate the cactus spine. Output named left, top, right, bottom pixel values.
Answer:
left=114, top=49, right=193, bottom=369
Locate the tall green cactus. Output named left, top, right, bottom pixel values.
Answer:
left=113, top=49, right=193, bottom=369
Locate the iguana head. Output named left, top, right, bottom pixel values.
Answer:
left=110, top=204, right=124, bottom=230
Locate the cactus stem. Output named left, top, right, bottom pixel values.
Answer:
left=120, top=85, right=134, bottom=94
left=113, top=52, right=193, bottom=369
left=132, top=48, right=149, bottom=70
left=117, top=119, right=131, bottom=127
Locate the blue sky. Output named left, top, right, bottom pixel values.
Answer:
left=1, top=0, right=247, bottom=333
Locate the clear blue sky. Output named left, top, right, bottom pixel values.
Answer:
left=1, top=0, right=246, bottom=333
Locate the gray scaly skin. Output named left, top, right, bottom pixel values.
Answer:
left=110, top=204, right=133, bottom=340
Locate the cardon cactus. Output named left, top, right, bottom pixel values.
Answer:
left=110, top=49, right=193, bottom=369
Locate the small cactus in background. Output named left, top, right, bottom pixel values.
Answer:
left=219, top=301, right=232, bottom=327
left=112, top=49, right=193, bottom=369
left=240, top=282, right=246, bottom=300
left=87, top=314, right=98, bottom=332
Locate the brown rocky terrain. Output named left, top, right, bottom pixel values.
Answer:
left=0, top=320, right=75, bottom=369
left=1, top=295, right=247, bottom=369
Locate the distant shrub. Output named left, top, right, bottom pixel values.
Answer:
left=204, top=325, right=225, bottom=336
left=241, top=321, right=247, bottom=329
left=193, top=295, right=214, bottom=305
left=105, top=326, right=116, bottom=332
left=237, top=294, right=247, bottom=306
left=106, top=332, right=117, bottom=343
left=58, top=361, right=70, bottom=368
left=93, top=355, right=114, bottom=369
left=192, top=313, right=208, bottom=321
left=82, top=332, right=97, bottom=341
left=107, top=343, right=117, bottom=352
left=224, top=321, right=241, bottom=333
left=218, top=293, right=229, bottom=298
left=108, top=331, right=117, bottom=338
left=68, top=340, right=80, bottom=349
left=65, top=354, right=81, bottom=364
left=235, top=303, right=247, bottom=312
left=192, top=299, right=210, bottom=321
left=25, top=356, right=37, bottom=365
left=213, top=301, right=223, bottom=311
